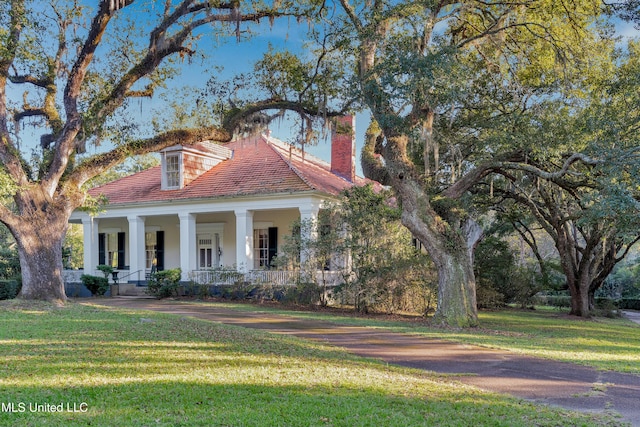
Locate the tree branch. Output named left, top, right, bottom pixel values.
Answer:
left=0, top=0, right=29, bottom=188
left=65, top=126, right=231, bottom=190
left=7, top=74, right=48, bottom=88
left=443, top=152, right=600, bottom=199
left=222, top=99, right=345, bottom=134
left=44, top=0, right=127, bottom=195
left=361, top=120, right=390, bottom=185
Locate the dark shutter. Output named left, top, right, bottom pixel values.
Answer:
left=268, top=227, right=278, bottom=268
left=156, top=231, right=165, bottom=271
left=117, top=232, right=126, bottom=270
left=98, top=233, right=106, bottom=266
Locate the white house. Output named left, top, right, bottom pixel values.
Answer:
left=68, top=116, right=370, bottom=293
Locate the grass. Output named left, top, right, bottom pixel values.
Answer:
left=0, top=300, right=625, bottom=426
left=198, top=301, right=640, bottom=374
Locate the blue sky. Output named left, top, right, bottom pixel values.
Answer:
left=113, top=9, right=368, bottom=175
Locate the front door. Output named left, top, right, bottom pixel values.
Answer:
left=198, top=233, right=221, bottom=268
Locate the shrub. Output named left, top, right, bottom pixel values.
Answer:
left=476, top=286, right=505, bottom=309
left=535, top=294, right=571, bottom=309
left=0, top=280, right=18, bottom=300
left=96, top=264, right=114, bottom=278
left=0, top=249, right=20, bottom=282
left=80, top=274, right=109, bottom=296
left=282, top=282, right=322, bottom=305
left=146, top=268, right=182, bottom=299
left=619, top=298, right=640, bottom=310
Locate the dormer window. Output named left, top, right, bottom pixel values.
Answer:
left=160, top=142, right=233, bottom=191
left=164, top=153, right=181, bottom=189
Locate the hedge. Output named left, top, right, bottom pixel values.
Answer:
left=619, top=298, right=640, bottom=310
left=80, top=274, right=109, bottom=296
left=0, top=280, right=19, bottom=300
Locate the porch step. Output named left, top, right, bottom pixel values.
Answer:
left=117, top=284, right=149, bottom=297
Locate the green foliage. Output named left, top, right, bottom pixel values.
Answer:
left=535, top=294, right=572, bottom=309
left=0, top=280, right=18, bottom=300
left=474, top=236, right=543, bottom=309
left=276, top=208, right=343, bottom=307
left=146, top=268, right=182, bottom=299
left=96, top=264, right=114, bottom=278
left=336, top=185, right=437, bottom=314
left=600, top=257, right=640, bottom=299
left=0, top=226, right=21, bottom=293
left=281, top=282, right=323, bottom=305
left=62, top=223, right=83, bottom=269
left=80, top=274, right=109, bottom=296
left=0, top=248, right=20, bottom=281
left=223, top=280, right=255, bottom=300
left=619, top=298, right=640, bottom=310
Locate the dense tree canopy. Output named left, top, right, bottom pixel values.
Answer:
left=320, top=0, right=616, bottom=324
left=488, top=37, right=640, bottom=315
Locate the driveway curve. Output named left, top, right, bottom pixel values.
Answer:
left=85, top=298, right=640, bottom=426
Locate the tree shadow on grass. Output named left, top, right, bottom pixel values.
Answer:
left=0, top=381, right=615, bottom=427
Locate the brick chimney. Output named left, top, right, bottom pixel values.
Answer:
left=331, top=115, right=356, bottom=182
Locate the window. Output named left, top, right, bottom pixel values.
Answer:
left=199, top=236, right=213, bottom=268
left=145, top=232, right=157, bottom=269
left=253, top=227, right=277, bottom=269
left=107, top=233, right=118, bottom=267
left=98, top=232, right=125, bottom=269
left=254, top=229, right=269, bottom=268
left=165, top=153, right=180, bottom=188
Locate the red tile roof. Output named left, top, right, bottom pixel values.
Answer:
left=89, top=134, right=370, bottom=206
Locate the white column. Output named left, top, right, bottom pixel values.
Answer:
left=127, top=216, right=146, bottom=279
left=82, top=216, right=98, bottom=276
left=299, top=204, right=320, bottom=266
left=234, top=209, right=254, bottom=272
left=179, top=213, right=197, bottom=281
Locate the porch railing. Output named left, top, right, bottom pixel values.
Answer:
left=190, top=269, right=344, bottom=287
left=247, top=270, right=302, bottom=286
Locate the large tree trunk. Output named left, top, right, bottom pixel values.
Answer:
left=16, top=227, right=67, bottom=301
left=9, top=189, right=73, bottom=302
left=398, top=178, right=479, bottom=327
left=567, top=275, right=591, bottom=317
left=555, top=225, right=622, bottom=318
left=556, top=231, right=591, bottom=317
left=431, top=246, right=479, bottom=327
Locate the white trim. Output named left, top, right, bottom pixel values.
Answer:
left=161, top=151, right=182, bottom=190
left=84, top=193, right=332, bottom=220
left=101, top=227, right=122, bottom=234
left=253, top=221, right=274, bottom=229
left=82, top=217, right=97, bottom=276
left=179, top=213, right=197, bottom=281
left=128, top=216, right=145, bottom=277
left=235, top=210, right=254, bottom=273
left=197, top=223, right=225, bottom=267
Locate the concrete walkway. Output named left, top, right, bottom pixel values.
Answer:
left=623, top=310, right=640, bottom=326
left=86, top=298, right=640, bottom=426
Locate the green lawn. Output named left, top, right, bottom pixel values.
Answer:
left=0, top=300, right=624, bottom=426
left=201, top=302, right=640, bottom=374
